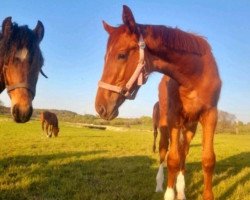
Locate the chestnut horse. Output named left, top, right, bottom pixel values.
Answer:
left=0, top=17, right=46, bottom=123
left=40, top=111, right=59, bottom=137
left=95, top=5, right=221, bottom=200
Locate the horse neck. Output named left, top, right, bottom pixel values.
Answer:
left=141, top=25, right=212, bottom=89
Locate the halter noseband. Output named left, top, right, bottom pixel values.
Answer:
left=2, top=65, right=36, bottom=98
left=98, top=35, right=148, bottom=100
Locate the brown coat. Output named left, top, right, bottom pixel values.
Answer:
left=95, top=6, right=222, bottom=199
left=40, top=111, right=59, bottom=137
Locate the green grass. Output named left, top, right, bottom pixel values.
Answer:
left=0, top=117, right=249, bottom=200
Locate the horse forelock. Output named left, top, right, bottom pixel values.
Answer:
left=106, top=25, right=127, bottom=48
left=105, top=25, right=128, bottom=68
left=2, top=24, right=42, bottom=63
left=0, top=22, right=44, bottom=85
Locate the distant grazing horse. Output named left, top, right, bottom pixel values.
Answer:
left=0, top=17, right=47, bottom=123
left=40, top=111, right=59, bottom=137
left=95, top=5, right=221, bottom=200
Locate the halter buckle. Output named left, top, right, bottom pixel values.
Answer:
left=138, top=35, right=146, bottom=49
left=120, top=87, right=128, bottom=96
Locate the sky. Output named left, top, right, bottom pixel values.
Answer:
left=0, top=0, right=250, bottom=123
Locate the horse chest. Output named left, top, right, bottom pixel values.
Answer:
left=179, top=90, right=203, bottom=120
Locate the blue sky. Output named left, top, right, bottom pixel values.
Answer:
left=0, top=0, right=250, bottom=123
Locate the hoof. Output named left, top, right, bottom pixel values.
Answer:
left=155, top=185, right=163, bottom=192
left=177, top=194, right=186, bottom=200
left=164, top=187, right=175, bottom=200
left=176, top=172, right=186, bottom=200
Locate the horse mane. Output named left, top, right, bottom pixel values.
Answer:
left=142, top=25, right=211, bottom=56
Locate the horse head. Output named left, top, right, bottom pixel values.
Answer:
left=53, top=127, right=59, bottom=137
left=95, top=5, right=148, bottom=120
left=0, top=17, right=45, bottom=123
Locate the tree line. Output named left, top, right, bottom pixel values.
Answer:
left=0, top=104, right=249, bottom=134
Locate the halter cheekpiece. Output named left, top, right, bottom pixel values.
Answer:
left=98, top=34, right=148, bottom=100
left=2, top=64, right=36, bottom=98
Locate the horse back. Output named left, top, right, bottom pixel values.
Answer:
left=41, top=111, right=58, bottom=127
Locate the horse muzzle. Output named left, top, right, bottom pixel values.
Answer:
left=11, top=104, right=33, bottom=123
left=95, top=88, right=125, bottom=120
left=95, top=103, right=119, bottom=121
left=9, top=88, right=34, bottom=123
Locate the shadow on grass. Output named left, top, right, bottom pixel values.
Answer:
left=0, top=151, right=249, bottom=200
left=0, top=151, right=157, bottom=200
left=186, top=152, right=250, bottom=199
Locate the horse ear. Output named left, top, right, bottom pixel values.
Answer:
left=2, top=17, right=13, bottom=37
left=33, top=20, right=44, bottom=43
left=122, top=5, right=136, bottom=33
left=102, top=21, right=115, bottom=34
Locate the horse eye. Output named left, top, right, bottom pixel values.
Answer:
left=117, top=53, right=127, bottom=60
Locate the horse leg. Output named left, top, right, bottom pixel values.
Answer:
left=153, top=125, right=158, bottom=152
left=52, top=126, right=56, bottom=137
left=48, top=125, right=53, bottom=137
left=200, top=108, right=218, bottom=200
left=45, top=123, right=49, bottom=137
left=41, top=120, right=45, bottom=131
left=176, top=122, right=197, bottom=200
left=164, top=116, right=181, bottom=200
left=156, top=125, right=169, bottom=192
left=159, top=126, right=169, bottom=164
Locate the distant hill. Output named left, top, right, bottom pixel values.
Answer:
left=1, top=105, right=248, bottom=133
left=0, top=105, right=150, bottom=127
left=0, top=106, right=78, bottom=118
left=0, top=106, right=9, bottom=115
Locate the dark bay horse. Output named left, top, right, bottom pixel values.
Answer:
left=40, top=111, right=59, bottom=137
left=95, top=5, right=221, bottom=200
left=152, top=75, right=170, bottom=156
left=153, top=76, right=170, bottom=193
left=0, top=17, right=46, bottom=123
left=154, top=75, right=194, bottom=195
left=152, top=101, right=159, bottom=152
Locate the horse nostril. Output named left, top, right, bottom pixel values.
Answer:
left=12, top=105, right=21, bottom=122
left=12, top=104, right=33, bottom=123
left=98, top=105, right=106, bottom=116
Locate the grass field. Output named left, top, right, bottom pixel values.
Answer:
left=0, top=116, right=249, bottom=200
